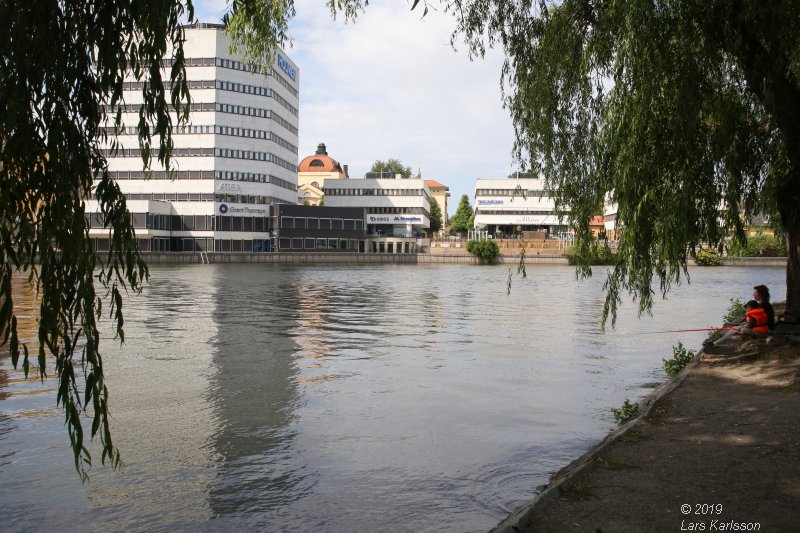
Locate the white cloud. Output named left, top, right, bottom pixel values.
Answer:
left=194, top=1, right=517, bottom=214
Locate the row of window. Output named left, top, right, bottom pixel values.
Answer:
left=367, top=207, right=429, bottom=215
left=271, top=69, right=299, bottom=97
left=475, top=189, right=549, bottom=197
left=101, top=147, right=298, bottom=173
left=476, top=210, right=559, bottom=216
left=121, top=192, right=279, bottom=205
left=371, top=241, right=416, bottom=254
left=108, top=103, right=298, bottom=136
left=278, top=238, right=363, bottom=251
left=271, top=91, right=298, bottom=117
left=215, top=171, right=296, bottom=190
left=89, top=213, right=273, bottom=232
left=107, top=125, right=298, bottom=154
left=324, top=188, right=428, bottom=197
left=163, top=57, right=299, bottom=97
left=280, top=217, right=364, bottom=231
left=108, top=170, right=297, bottom=191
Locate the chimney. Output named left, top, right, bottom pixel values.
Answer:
left=343, top=164, right=349, bottom=177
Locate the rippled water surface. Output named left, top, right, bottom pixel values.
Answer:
left=0, top=264, right=786, bottom=532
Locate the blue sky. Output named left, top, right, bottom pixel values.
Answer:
left=194, top=1, right=516, bottom=215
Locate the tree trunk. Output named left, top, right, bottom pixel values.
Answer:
left=778, top=176, right=800, bottom=322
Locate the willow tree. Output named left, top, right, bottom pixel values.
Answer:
left=444, top=0, right=800, bottom=323
left=0, top=0, right=299, bottom=478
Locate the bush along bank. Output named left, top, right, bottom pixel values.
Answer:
left=563, top=241, right=616, bottom=266
left=466, top=239, right=500, bottom=264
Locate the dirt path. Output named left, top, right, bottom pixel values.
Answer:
left=495, top=336, right=800, bottom=532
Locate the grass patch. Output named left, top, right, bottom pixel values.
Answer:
left=620, top=430, right=647, bottom=443
left=560, top=481, right=592, bottom=501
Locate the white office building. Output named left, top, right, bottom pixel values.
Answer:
left=323, top=178, right=431, bottom=237
left=473, top=173, right=570, bottom=237
left=86, top=23, right=300, bottom=253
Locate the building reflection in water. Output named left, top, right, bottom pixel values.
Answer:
left=206, top=265, right=307, bottom=521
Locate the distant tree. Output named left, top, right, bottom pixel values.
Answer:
left=370, top=159, right=413, bottom=179
left=450, top=195, right=474, bottom=234
left=318, top=197, right=325, bottom=207
left=302, top=198, right=311, bottom=206
left=429, top=197, right=443, bottom=234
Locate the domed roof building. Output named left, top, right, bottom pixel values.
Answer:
left=297, top=143, right=348, bottom=205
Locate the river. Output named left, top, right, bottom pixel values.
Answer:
left=0, top=264, right=786, bottom=532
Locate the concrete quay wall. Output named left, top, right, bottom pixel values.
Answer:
left=139, top=252, right=570, bottom=265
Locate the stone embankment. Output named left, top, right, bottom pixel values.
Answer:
left=492, top=312, right=800, bottom=533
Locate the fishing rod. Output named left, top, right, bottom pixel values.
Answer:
left=622, top=327, right=739, bottom=336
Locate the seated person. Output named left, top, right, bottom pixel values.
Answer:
left=739, top=300, right=769, bottom=337
left=753, top=285, right=775, bottom=332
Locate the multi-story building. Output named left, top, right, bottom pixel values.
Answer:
left=323, top=178, right=431, bottom=238
left=473, top=173, right=570, bottom=237
left=86, top=23, right=300, bottom=253
left=424, top=179, right=450, bottom=226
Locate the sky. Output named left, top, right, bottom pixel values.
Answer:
left=194, top=1, right=517, bottom=216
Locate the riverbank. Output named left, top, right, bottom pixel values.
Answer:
left=493, top=305, right=800, bottom=532
left=135, top=252, right=785, bottom=267
left=136, top=251, right=570, bottom=265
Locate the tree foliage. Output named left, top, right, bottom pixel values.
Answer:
left=439, top=0, right=800, bottom=323
left=450, top=194, right=474, bottom=234
left=727, top=234, right=785, bottom=257
left=266, top=1, right=800, bottom=320
left=428, top=197, right=443, bottom=234
left=1, top=0, right=194, bottom=478
left=466, top=239, right=500, bottom=264
left=369, top=158, right=413, bottom=179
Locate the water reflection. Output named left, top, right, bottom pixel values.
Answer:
left=206, top=266, right=306, bottom=522
left=84, top=265, right=222, bottom=529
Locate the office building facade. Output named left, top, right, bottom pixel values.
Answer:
left=473, top=174, right=570, bottom=237
left=323, top=178, right=431, bottom=237
left=86, top=23, right=300, bottom=253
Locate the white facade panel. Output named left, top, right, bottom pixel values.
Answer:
left=324, top=178, right=431, bottom=236
left=92, top=23, right=299, bottom=252
left=473, top=176, right=569, bottom=235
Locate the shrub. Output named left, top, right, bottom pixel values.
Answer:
left=723, top=297, right=745, bottom=325
left=564, top=241, right=616, bottom=265
left=727, top=234, right=785, bottom=257
left=663, top=342, right=695, bottom=378
left=466, top=239, right=500, bottom=264
left=611, top=398, right=640, bottom=424
left=693, top=248, right=721, bottom=266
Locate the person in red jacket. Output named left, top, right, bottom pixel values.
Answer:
left=741, top=300, right=769, bottom=337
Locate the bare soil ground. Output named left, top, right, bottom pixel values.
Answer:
left=512, top=329, right=800, bottom=532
